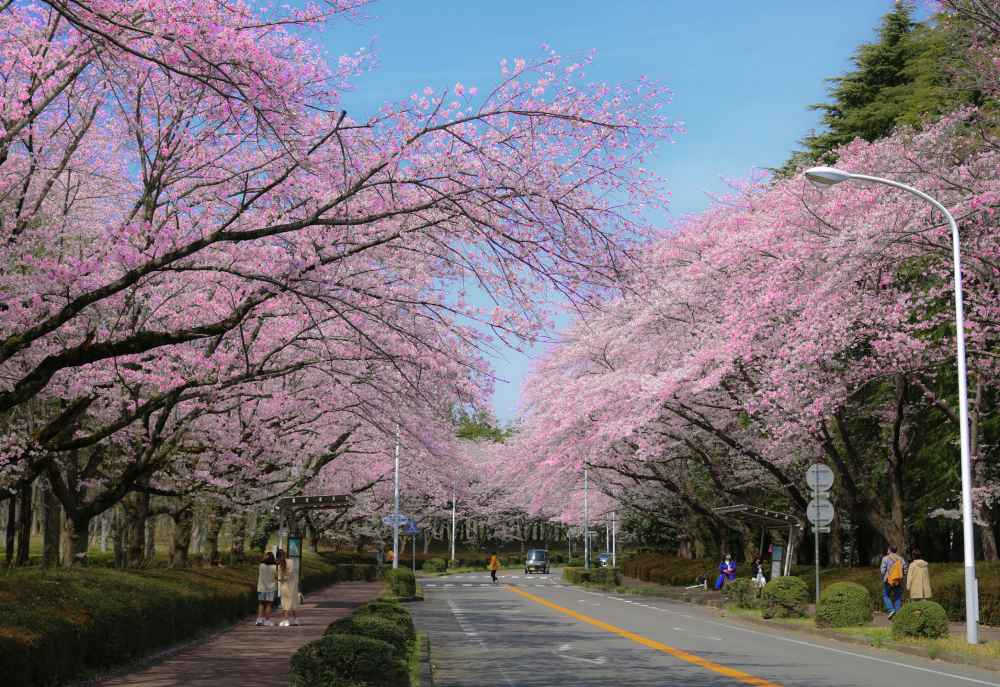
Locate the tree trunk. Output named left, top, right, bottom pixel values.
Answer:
left=170, top=507, right=194, bottom=568
left=205, top=510, right=224, bottom=566
left=112, top=508, right=127, bottom=568
left=60, top=512, right=91, bottom=567
left=4, top=496, right=15, bottom=566
left=42, top=480, right=61, bottom=567
left=16, top=480, right=32, bottom=565
left=145, top=516, right=157, bottom=562
left=829, top=511, right=844, bottom=566
left=124, top=492, right=149, bottom=568
left=230, top=514, right=246, bottom=562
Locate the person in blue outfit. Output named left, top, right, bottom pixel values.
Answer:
left=715, top=553, right=737, bottom=590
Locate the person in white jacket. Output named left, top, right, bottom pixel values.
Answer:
left=255, top=552, right=277, bottom=626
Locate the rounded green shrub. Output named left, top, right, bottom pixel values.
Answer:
left=423, top=558, right=447, bottom=573
left=891, top=600, right=949, bottom=639
left=761, top=576, right=809, bottom=619
left=357, top=600, right=415, bottom=641
left=323, top=614, right=409, bottom=655
left=727, top=578, right=760, bottom=609
left=816, top=582, right=873, bottom=627
left=384, top=568, right=416, bottom=598
left=290, top=634, right=406, bottom=687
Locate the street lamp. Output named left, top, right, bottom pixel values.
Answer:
left=805, top=166, right=979, bottom=644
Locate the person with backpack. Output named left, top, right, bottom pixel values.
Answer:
left=880, top=545, right=908, bottom=618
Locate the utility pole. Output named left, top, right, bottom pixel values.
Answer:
left=611, top=510, right=616, bottom=568
left=450, top=483, right=456, bottom=563
left=584, top=467, right=590, bottom=570
left=393, top=423, right=400, bottom=569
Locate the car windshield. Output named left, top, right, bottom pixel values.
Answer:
left=528, top=551, right=546, bottom=560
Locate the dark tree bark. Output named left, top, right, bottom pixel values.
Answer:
left=230, top=514, right=246, bottom=562
left=4, top=496, right=15, bottom=566
left=169, top=505, right=194, bottom=568
left=205, top=509, right=224, bottom=566
left=42, top=479, right=61, bottom=567
left=60, top=511, right=92, bottom=566
left=16, top=480, right=32, bottom=565
left=123, top=491, right=150, bottom=568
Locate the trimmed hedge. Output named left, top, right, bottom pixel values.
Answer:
left=622, top=554, right=716, bottom=587
left=423, top=558, right=447, bottom=573
left=324, top=613, right=410, bottom=655
left=290, top=634, right=406, bottom=687
left=892, top=600, right=949, bottom=639
left=292, top=596, right=415, bottom=687
left=0, top=556, right=341, bottom=687
left=727, top=578, right=760, bottom=609
left=761, top=576, right=809, bottom=619
left=385, top=568, right=416, bottom=598
left=816, top=582, right=873, bottom=628
left=562, top=566, right=621, bottom=587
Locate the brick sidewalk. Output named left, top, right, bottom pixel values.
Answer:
left=99, top=581, right=382, bottom=687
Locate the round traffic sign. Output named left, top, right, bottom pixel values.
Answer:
left=806, top=496, right=834, bottom=526
left=805, top=464, right=835, bottom=493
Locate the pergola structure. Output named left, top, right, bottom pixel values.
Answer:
left=274, top=494, right=353, bottom=586
left=713, top=504, right=803, bottom=577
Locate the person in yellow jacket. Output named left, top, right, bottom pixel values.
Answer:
left=906, top=548, right=932, bottom=600
left=488, top=553, right=501, bottom=584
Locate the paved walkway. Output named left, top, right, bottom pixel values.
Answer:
left=99, top=582, right=382, bottom=687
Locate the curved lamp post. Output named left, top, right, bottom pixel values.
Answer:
left=805, top=166, right=979, bottom=644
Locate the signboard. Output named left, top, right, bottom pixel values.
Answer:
left=383, top=514, right=415, bottom=527
left=805, top=464, right=835, bottom=493
left=403, top=523, right=420, bottom=536
left=770, top=544, right=785, bottom=580
left=287, top=535, right=302, bottom=558
left=806, top=496, right=834, bottom=526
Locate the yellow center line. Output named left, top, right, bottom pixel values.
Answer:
left=508, top=585, right=782, bottom=687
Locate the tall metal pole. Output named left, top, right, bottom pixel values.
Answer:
left=412, top=530, right=416, bottom=575
left=393, top=422, right=400, bottom=570
left=821, top=172, right=979, bottom=644
left=584, top=467, right=590, bottom=570
left=611, top=510, right=616, bottom=568
left=815, top=501, right=821, bottom=609
left=450, top=484, right=456, bottom=563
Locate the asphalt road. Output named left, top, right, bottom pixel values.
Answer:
left=411, top=571, right=1000, bottom=687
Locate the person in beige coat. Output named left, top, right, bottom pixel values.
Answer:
left=276, top=549, right=301, bottom=626
left=906, top=548, right=932, bottom=600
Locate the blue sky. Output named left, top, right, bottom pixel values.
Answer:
left=326, top=1, right=914, bottom=422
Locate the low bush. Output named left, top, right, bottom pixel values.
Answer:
left=357, top=600, right=416, bottom=641
left=290, top=634, right=406, bottom=687
left=423, top=558, right=447, bottom=573
left=590, top=568, right=622, bottom=586
left=0, top=556, right=338, bottom=687
left=622, top=554, right=716, bottom=587
left=727, top=578, right=760, bottom=609
left=385, top=568, right=416, bottom=598
left=892, top=600, right=949, bottom=639
left=562, top=567, right=592, bottom=585
left=761, top=576, right=809, bottom=619
left=816, top=582, right=873, bottom=628
left=324, top=613, right=409, bottom=656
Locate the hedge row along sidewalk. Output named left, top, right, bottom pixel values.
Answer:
left=290, top=570, right=427, bottom=686
left=0, top=557, right=378, bottom=687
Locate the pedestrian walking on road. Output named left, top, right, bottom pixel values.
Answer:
left=276, top=549, right=301, bottom=627
left=489, top=553, right=501, bottom=584
left=906, top=548, right=932, bottom=600
left=255, top=552, right=277, bottom=626
left=880, top=545, right=908, bottom=618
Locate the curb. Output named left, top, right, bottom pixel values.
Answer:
left=418, top=634, right=434, bottom=687
left=721, top=612, right=1000, bottom=671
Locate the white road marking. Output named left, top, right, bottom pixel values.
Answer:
left=699, top=617, right=1000, bottom=687
left=554, top=643, right=607, bottom=665
left=672, top=627, right=723, bottom=641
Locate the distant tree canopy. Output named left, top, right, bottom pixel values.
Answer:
left=453, top=407, right=513, bottom=443
left=781, top=1, right=978, bottom=174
